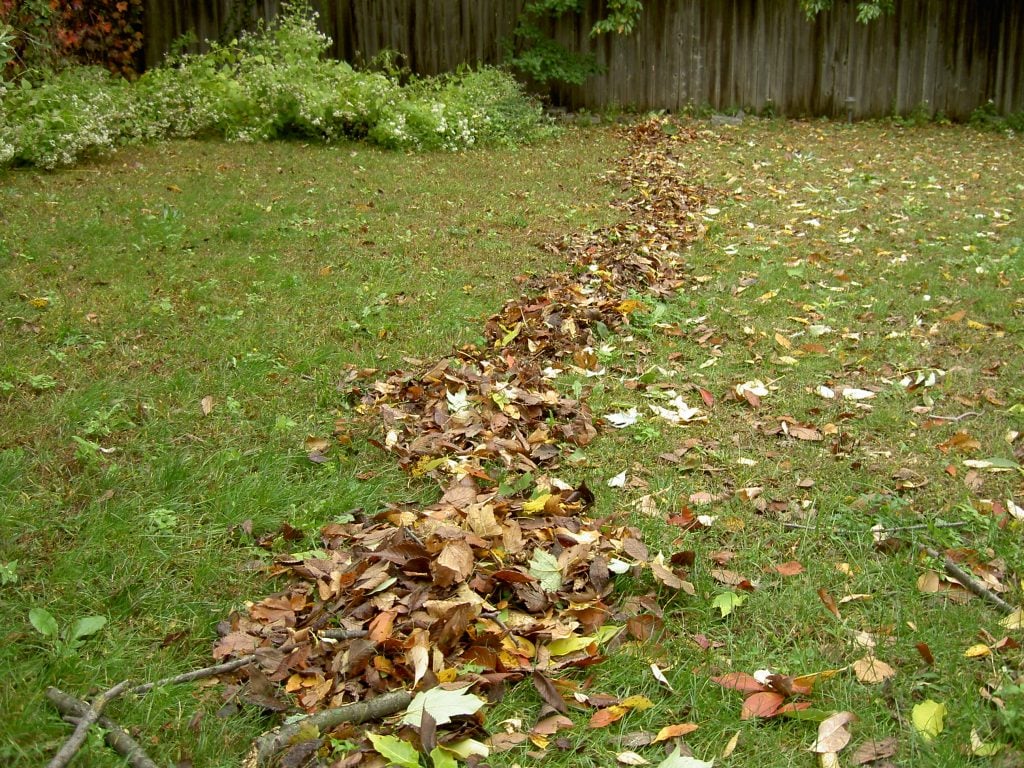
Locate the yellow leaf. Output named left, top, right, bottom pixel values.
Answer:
left=620, top=695, right=654, bottom=711
left=970, top=729, right=1005, bottom=756
left=1000, top=607, right=1023, bottom=629
left=792, top=667, right=843, bottom=690
left=912, top=699, right=946, bottom=741
left=547, top=635, right=595, bottom=656
left=616, top=299, right=648, bottom=315
left=774, top=332, right=792, bottom=349
left=756, top=290, right=779, bottom=303
left=721, top=731, right=740, bottom=758
left=522, top=494, right=553, bottom=515
left=964, top=643, right=992, bottom=658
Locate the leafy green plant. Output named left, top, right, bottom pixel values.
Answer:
left=0, top=560, right=18, bottom=585
left=28, top=608, right=107, bottom=655
left=994, top=683, right=1024, bottom=745
left=0, top=1, right=551, bottom=168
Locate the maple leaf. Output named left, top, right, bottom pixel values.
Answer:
left=401, top=685, right=485, bottom=727
left=528, top=549, right=563, bottom=592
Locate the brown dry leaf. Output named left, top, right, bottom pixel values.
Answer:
left=531, top=671, right=568, bottom=714
left=917, top=571, right=941, bottom=593
left=711, top=568, right=755, bottom=590
left=200, top=396, right=214, bottom=416
left=304, top=435, right=330, bottom=453
left=852, top=656, right=896, bottom=684
left=740, top=691, right=786, bottom=720
left=818, top=588, right=841, bottom=619
left=936, top=431, right=981, bottom=454
left=531, top=714, right=573, bottom=736
left=810, top=711, right=857, bottom=753
left=431, top=540, right=475, bottom=587
left=774, top=560, right=805, bottom=576
left=651, top=553, right=695, bottom=594
left=850, top=737, right=898, bottom=765
left=914, top=642, right=935, bottom=665
left=589, top=704, right=630, bottom=728
left=711, top=672, right=769, bottom=693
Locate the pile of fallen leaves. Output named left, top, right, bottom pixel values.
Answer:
left=215, top=119, right=715, bottom=766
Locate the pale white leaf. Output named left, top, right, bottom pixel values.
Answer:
left=605, top=408, right=639, bottom=428
left=617, top=751, right=651, bottom=766
left=401, top=685, right=485, bottom=727
left=840, top=387, right=876, bottom=400
left=607, top=470, right=627, bottom=488
left=529, top=549, right=563, bottom=592
left=650, top=663, right=674, bottom=691
left=735, top=379, right=769, bottom=397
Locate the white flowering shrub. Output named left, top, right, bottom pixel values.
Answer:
left=0, top=2, right=551, bottom=169
left=0, top=67, right=131, bottom=169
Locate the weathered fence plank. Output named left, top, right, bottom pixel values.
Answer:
left=142, top=0, right=1023, bottom=119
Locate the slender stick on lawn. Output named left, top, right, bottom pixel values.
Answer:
left=921, top=545, right=1016, bottom=615
left=45, top=688, right=159, bottom=768
left=45, top=628, right=371, bottom=765
left=46, top=679, right=134, bottom=768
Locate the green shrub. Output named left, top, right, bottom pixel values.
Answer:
left=0, top=2, right=551, bottom=169
left=0, top=67, right=131, bottom=168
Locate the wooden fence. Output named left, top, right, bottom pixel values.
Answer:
left=142, top=0, right=1023, bottom=119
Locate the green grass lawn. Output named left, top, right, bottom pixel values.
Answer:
left=2, top=119, right=1022, bottom=768
left=0, top=130, right=625, bottom=766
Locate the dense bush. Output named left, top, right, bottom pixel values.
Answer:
left=0, top=2, right=553, bottom=169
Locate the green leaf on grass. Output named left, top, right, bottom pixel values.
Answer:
left=367, top=733, right=421, bottom=768
left=70, top=615, right=107, bottom=642
left=655, top=746, right=714, bottom=768
left=912, top=699, right=947, bottom=741
left=29, top=608, right=58, bottom=638
left=712, top=591, right=746, bottom=618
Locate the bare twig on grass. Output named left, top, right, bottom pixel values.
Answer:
left=782, top=521, right=969, bottom=534
left=127, top=655, right=257, bottom=696
left=922, top=411, right=981, bottom=422
left=920, top=545, right=1016, bottom=614
left=46, top=679, right=133, bottom=768
left=253, top=689, right=413, bottom=767
left=45, top=628, right=371, bottom=766
left=45, top=688, right=159, bottom=768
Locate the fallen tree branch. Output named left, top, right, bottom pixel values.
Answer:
left=45, top=687, right=159, bottom=768
left=921, top=545, right=1016, bottom=615
left=46, top=679, right=133, bottom=768
left=254, top=690, right=413, bottom=767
